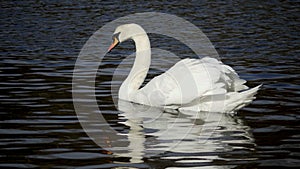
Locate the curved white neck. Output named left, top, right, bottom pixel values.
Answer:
left=119, top=33, right=151, bottom=101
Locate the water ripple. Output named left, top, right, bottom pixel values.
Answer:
left=1, top=0, right=299, bottom=168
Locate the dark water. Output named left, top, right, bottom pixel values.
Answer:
left=1, top=1, right=300, bottom=168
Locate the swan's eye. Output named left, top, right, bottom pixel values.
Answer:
left=108, top=32, right=121, bottom=52
left=112, top=32, right=121, bottom=41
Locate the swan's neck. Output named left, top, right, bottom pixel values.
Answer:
left=119, top=33, right=151, bottom=100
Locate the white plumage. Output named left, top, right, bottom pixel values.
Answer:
left=108, top=23, right=261, bottom=113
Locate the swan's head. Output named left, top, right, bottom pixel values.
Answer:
left=108, top=23, right=146, bottom=52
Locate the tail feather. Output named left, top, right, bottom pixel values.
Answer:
left=226, top=84, right=262, bottom=112
left=179, top=84, right=262, bottom=113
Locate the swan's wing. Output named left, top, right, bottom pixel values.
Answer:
left=136, top=57, right=246, bottom=107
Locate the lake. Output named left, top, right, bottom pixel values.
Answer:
left=1, top=1, right=299, bottom=168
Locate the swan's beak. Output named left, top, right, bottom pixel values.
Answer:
left=108, top=37, right=120, bottom=52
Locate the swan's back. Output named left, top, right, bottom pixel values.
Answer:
left=132, top=57, right=260, bottom=113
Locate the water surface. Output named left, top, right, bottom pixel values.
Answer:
left=1, top=1, right=299, bottom=168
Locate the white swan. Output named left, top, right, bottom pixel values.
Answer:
left=108, top=23, right=261, bottom=113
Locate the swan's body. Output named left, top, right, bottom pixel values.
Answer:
left=108, top=24, right=260, bottom=113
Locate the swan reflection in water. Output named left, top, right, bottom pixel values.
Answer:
left=114, top=99, right=256, bottom=164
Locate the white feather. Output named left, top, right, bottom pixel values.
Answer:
left=113, top=23, right=261, bottom=113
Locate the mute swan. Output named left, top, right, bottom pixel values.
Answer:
left=108, top=23, right=261, bottom=113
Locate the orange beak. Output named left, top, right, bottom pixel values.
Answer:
left=107, top=37, right=119, bottom=52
